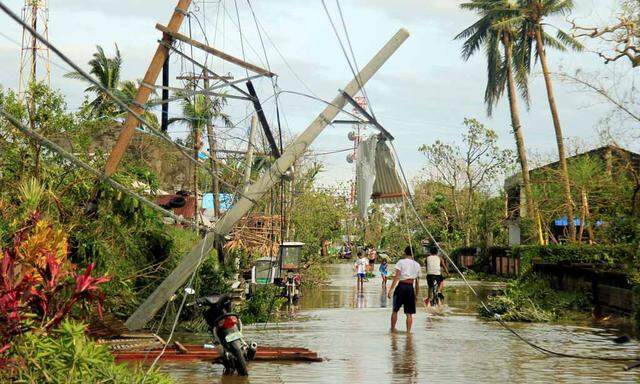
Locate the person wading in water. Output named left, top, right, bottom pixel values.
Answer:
left=388, top=246, right=421, bottom=332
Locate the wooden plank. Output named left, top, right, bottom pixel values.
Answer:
left=156, top=23, right=276, bottom=77
left=104, top=0, right=192, bottom=176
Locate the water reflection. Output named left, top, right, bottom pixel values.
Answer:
left=380, top=287, right=388, bottom=308
left=391, top=333, right=417, bottom=383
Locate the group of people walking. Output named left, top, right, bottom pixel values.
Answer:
left=353, top=243, right=448, bottom=332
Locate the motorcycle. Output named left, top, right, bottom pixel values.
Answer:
left=189, top=294, right=257, bottom=376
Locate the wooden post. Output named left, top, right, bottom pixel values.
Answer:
left=203, top=74, right=220, bottom=218
left=104, top=0, right=192, bottom=176
left=125, top=28, right=410, bottom=330
left=243, top=115, right=258, bottom=193
left=155, top=24, right=275, bottom=77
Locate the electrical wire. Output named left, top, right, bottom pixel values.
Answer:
left=335, top=0, right=376, bottom=119
left=388, top=141, right=640, bottom=364
left=0, top=2, right=258, bottom=204
left=142, top=232, right=211, bottom=383
left=320, top=0, right=372, bottom=116
left=0, top=104, right=210, bottom=230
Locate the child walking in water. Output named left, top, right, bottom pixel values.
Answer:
left=354, top=251, right=368, bottom=291
left=379, top=259, right=389, bottom=288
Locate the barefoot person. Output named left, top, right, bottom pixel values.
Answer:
left=388, top=246, right=421, bottom=332
left=379, top=258, right=389, bottom=288
left=354, top=251, right=368, bottom=291
left=425, top=244, right=448, bottom=307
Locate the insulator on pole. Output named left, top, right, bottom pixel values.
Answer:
left=346, top=153, right=355, bottom=164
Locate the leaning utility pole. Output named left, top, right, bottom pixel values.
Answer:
left=103, top=0, right=192, bottom=177
left=125, top=28, right=410, bottom=330
left=243, top=115, right=258, bottom=193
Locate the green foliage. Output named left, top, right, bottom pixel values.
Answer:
left=3, top=320, right=174, bottom=384
left=479, top=274, right=591, bottom=322
left=530, top=153, right=638, bottom=244
left=509, top=244, right=637, bottom=273
left=238, top=285, right=286, bottom=325
left=416, top=118, right=513, bottom=248
left=289, top=189, right=346, bottom=261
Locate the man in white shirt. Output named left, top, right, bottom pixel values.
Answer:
left=354, top=251, right=368, bottom=291
left=387, top=246, right=421, bottom=332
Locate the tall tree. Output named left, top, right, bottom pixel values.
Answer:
left=517, top=0, right=584, bottom=241
left=456, top=0, right=544, bottom=244
left=420, top=118, right=513, bottom=246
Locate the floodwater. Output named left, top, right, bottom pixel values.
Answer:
left=161, top=264, right=640, bottom=383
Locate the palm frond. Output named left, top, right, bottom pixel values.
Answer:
left=484, top=32, right=507, bottom=116
left=555, top=28, right=583, bottom=51
left=541, top=31, right=566, bottom=51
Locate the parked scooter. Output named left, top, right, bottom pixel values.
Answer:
left=189, top=294, right=257, bottom=376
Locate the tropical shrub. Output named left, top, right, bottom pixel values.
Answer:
left=0, top=214, right=109, bottom=357
left=2, top=320, right=174, bottom=384
left=238, top=285, right=286, bottom=325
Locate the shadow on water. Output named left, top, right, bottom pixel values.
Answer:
left=160, top=264, right=640, bottom=383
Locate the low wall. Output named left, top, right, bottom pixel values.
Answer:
left=533, top=263, right=634, bottom=314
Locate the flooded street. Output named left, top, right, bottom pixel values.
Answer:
left=161, top=264, right=640, bottom=383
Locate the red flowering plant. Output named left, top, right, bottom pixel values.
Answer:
left=0, top=214, right=110, bottom=363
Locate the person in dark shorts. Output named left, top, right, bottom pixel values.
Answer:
left=424, top=244, right=448, bottom=307
left=387, top=246, right=421, bottom=332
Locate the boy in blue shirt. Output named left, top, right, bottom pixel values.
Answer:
left=379, top=258, right=389, bottom=288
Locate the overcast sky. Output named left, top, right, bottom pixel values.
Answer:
left=0, top=0, right=630, bottom=188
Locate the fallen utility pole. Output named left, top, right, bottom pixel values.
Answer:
left=125, top=28, right=410, bottom=330
left=104, top=0, right=192, bottom=176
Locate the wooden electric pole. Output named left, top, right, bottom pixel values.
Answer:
left=103, top=0, right=192, bottom=177
left=243, top=115, right=258, bottom=193
left=203, top=73, right=221, bottom=218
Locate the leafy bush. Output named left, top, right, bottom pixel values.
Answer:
left=478, top=274, right=591, bottom=322
left=2, top=320, right=174, bottom=384
left=510, top=244, right=637, bottom=273
left=0, top=214, right=109, bottom=355
left=239, top=285, right=286, bottom=325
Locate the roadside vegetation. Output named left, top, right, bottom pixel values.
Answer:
left=478, top=274, right=591, bottom=322
left=0, top=45, right=348, bottom=379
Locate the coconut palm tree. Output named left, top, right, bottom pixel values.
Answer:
left=456, top=0, right=544, bottom=244
left=169, top=92, right=232, bottom=221
left=515, top=0, right=584, bottom=242
left=65, top=45, right=123, bottom=117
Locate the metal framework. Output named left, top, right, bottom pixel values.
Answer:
left=18, top=0, right=50, bottom=96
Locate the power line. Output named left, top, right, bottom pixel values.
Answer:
left=388, top=141, right=640, bottom=364
left=335, top=0, right=376, bottom=119
left=0, top=1, right=259, bottom=203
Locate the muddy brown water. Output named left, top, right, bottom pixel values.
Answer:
left=160, top=264, right=640, bottom=383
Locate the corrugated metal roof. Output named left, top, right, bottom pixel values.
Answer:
left=371, top=140, right=405, bottom=204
